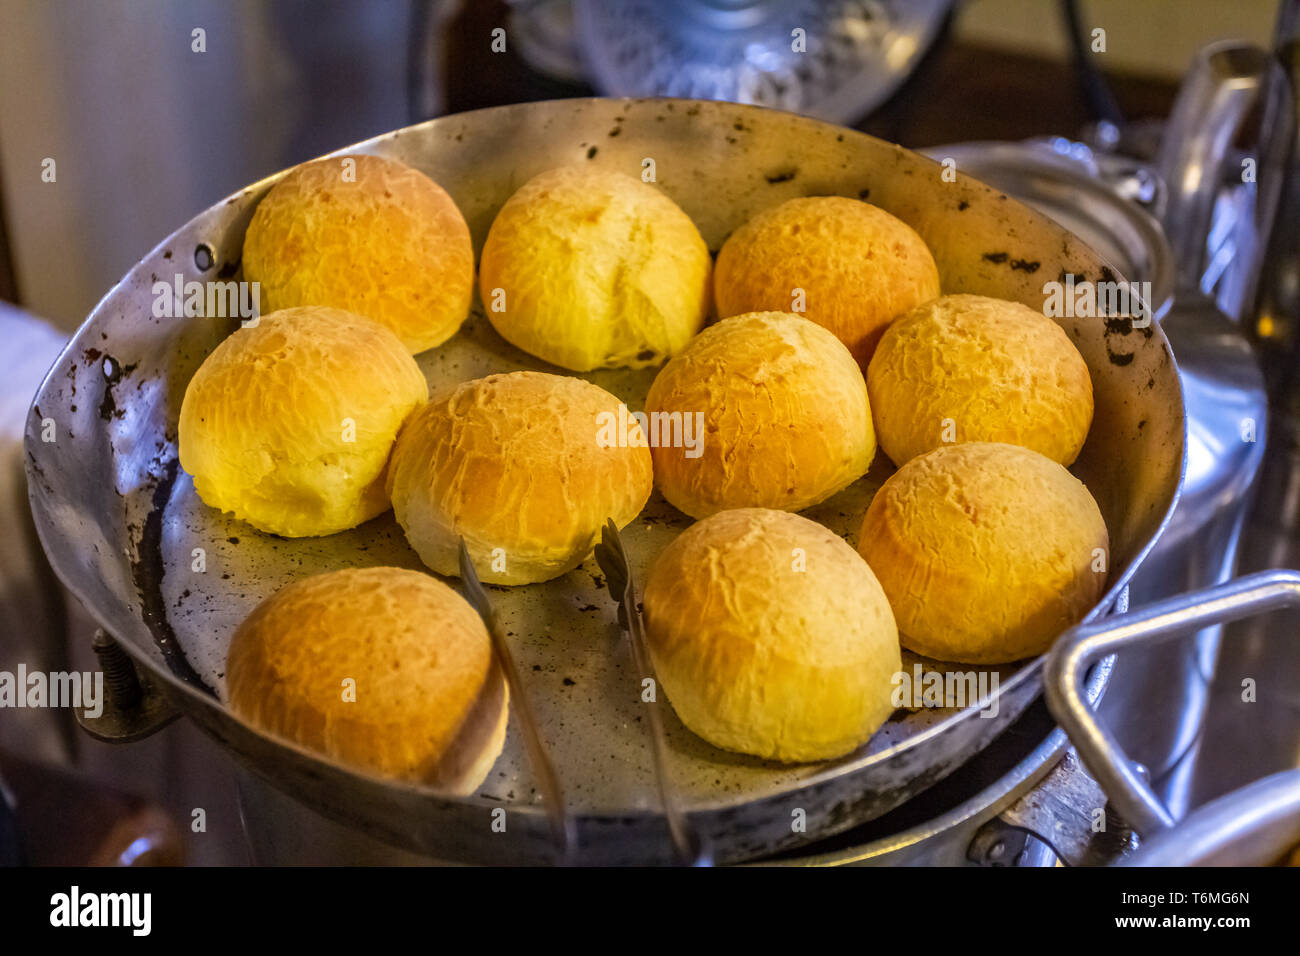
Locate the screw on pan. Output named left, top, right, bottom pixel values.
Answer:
left=91, top=629, right=143, bottom=710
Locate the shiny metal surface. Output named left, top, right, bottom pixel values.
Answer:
left=1154, top=42, right=1273, bottom=289
left=1123, top=768, right=1300, bottom=866
left=574, top=0, right=951, bottom=124
left=593, top=521, right=706, bottom=865
left=923, top=140, right=1176, bottom=323
left=1119, top=40, right=1272, bottom=817
left=456, top=540, right=573, bottom=861
left=25, top=98, right=1184, bottom=864
left=1046, top=569, right=1300, bottom=838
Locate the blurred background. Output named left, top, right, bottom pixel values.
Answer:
left=1, top=0, right=1296, bottom=867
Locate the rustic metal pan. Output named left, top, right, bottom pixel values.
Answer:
left=23, top=98, right=1184, bottom=864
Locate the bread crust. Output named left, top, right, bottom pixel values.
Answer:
left=478, top=166, right=712, bottom=371
left=858, top=442, right=1109, bottom=663
left=644, top=508, right=901, bottom=763
left=178, top=306, right=428, bottom=537
left=244, top=155, right=474, bottom=354
left=387, top=371, right=654, bottom=584
left=868, top=294, right=1094, bottom=466
left=714, top=196, right=940, bottom=366
left=227, top=567, right=507, bottom=792
left=645, top=311, right=874, bottom=518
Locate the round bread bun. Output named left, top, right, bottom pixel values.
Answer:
left=643, top=508, right=901, bottom=763
left=387, top=370, right=654, bottom=585
left=714, top=196, right=940, bottom=366
left=644, top=311, right=874, bottom=519
left=243, top=154, right=474, bottom=354
left=227, top=567, right=508, bottom=793
left=858, top=442, right=1109, bottom=664
left=179, top=306, right=428, bottom=537
left=478, top=166, right=711, bottom=371
left=867, top=294, right=1094, bottom=467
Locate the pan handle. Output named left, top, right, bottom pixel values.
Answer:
left=1043, top=569, right=1300, bottom=837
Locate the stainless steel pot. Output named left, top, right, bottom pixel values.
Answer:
left=24, top=97, right=1184, bottom=864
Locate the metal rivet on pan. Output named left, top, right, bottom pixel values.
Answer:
left=194, top=243, right=215, bottom=271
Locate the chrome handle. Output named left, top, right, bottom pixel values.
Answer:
left=1155, top=40, right=1271, bottom=289
left=1044, top=569, right=1300, bottom=837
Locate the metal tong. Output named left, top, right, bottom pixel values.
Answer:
left=458, top=539, right=575, bottom=863
left=594, top=519, right=709, bottom=866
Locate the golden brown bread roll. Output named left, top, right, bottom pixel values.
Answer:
left=243, top=154, right=474, bottom=354
left=644, top=311, right=874, bottom=519
left=178, top=306, right=428, bottom=537
left=858, top=442, right=1109, bottom=664
left=387, top=370, right=654, bottom=585
left=478, top=166, right=711, bottom=371
left=227, top=567, right=508, bottom=793
left=867, top=294, right=1094, bottom=467
left=714, top=196, right=940, bottom=366
left=644, top=508, right=901, bottom=763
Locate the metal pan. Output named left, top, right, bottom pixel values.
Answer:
left=24, top=98, right=1184, bottom=864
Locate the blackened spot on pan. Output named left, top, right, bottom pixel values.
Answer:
left=1147, top=376, right=1155, bottom=390
left=1107, top=349, right=1135, bottom=366
left=765, top=168, right=797, bottom=185
left=685, top=104, right=701, bottom=116
left=1009, top=258, right=1040, bottom=273
left=958, top=200, right=970, bottom=211
left=734, top=121, right=746, bottom=132
left=563, top=677, right=576, bottom=686
left=608, top=127, right=621, bottom=137
left=1138, top=420, right=1148, bottom=430
left=228, top=536, right=240, bottom=544
left=83, top=347, right=103, bottom=364
left=163, top=250, right=172, bottom=260
left=837, top=133, right=844, bottom=142
left=983, top=252, right=1009, bottom=265
left=858, top=188, right=871, bottom=200
left=1104, top=316, right=1151, bottom=339
left=129, top=458, right=214, bottom=694
left=1100, top=266, right=1117, bottom=284
left=216, top=257, right=240, bottom=280
left=587, top=146, right=598, bottom=159
left=637, top=349, right=656, bottom=361
left=98, top=355, right=135, bottom=422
